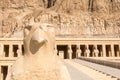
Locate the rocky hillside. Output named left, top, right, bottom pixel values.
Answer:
left=0, top=0, right=120, bottom=38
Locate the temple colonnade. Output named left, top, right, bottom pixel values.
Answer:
left=0, top=38, right=120, bottom=58
left=55, top=38, right=120, bottom=59
left=56, top=44, right=120, bottom=59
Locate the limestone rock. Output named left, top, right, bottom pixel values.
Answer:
left=0, top=0, right=120, bottom=38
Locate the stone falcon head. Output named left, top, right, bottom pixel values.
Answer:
left=23, top=22, right=55, bottom=56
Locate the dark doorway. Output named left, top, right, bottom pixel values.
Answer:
left=72, top=45, right=77, bottom=59
left=1, top=66, right=8, bottom=80
left=106, top=45, right=111, bottom=57
left=4, top=45, right=9, bottom=57
left=80, top=45, right=85, bottom=56
left=98, top=45, right=102, bottom=57
left=57, top=45, right=68, bottom=59
left=89, top=45, right=94, bottom=57
left=22, top=45, right=24, bottom=55
left=114, top=45, right=119, bottom=57
left=13, top=45, right=18, bottom=57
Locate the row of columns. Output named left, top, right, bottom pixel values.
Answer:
left=0, top=43, right=120, bottom=58
left=55, top=44, right=120, bottom=59
left=0, top=43, right=23, bottom=57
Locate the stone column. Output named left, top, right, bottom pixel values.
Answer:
left=94, top=45, right=99, bottom=57
left=118, top=45, right=120, bottom=57
left=99, top=50, right=103, bottom=57
left=17, top=44, right=22, bottom=57
left=54, top=45, right=58, bottom=55
left=102, top=44, right=106, bottom=57
left=116, top=49, right=119, bottom=57
left=8, top=65, right=12, bottom=74
left=111, top=45, right=115, bottom=57
left=0, top=43, right=4, bottom=57
left=68, top=45, right=73, bottom=59
left=76, top=44, right=81, bottom=58
left=92, top=45, right=95, bottom=57
left=9, top=44, right=13, bottom=57
left=85, top=45, right=90, bottom=57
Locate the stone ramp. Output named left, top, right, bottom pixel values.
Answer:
left=74, top=59, right=120, bottom=79
left=65, top=60, right=93, bottom=80
left=65, top=59, right=118, bottom=80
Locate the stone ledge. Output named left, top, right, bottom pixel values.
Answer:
left=78, top=57, right=120, bottom=69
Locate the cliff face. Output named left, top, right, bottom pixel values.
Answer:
left=0, top=0, right=120, bottom=38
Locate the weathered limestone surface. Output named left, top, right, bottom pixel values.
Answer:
left=6, top=22, right=71, bottom=80
left=0, top=0, right=120, bottom=38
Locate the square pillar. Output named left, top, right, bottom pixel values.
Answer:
left=9, top=44, right=13, bottom=57
left=7, top=65, right=12, bottom=74
left=17, top=44, right=22, bottom=57
left=116, top=50, right=120, bottom=57
left=54, top=44, right=58, bottom=54
left=58, top=51, right=64, bottom=59
left=68, top=45, right=73, bottom=59
left=111, top=45, right=115, bottom=57
left=118, top=45, right=120, bottom=57
left=0, top=43, right=4, bottom=57
left=102, top=44, right=106, bottom=57
left=94, top=45, right=99, bottom=57
left=85, top=45, right=90, bottom=57
left=76, top=44, right=81, bottom=58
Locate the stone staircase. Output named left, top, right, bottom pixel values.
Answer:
left=65, top=59, right=118, bottom=80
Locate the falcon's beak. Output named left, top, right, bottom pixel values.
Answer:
left=31, top=37, right=47, bottom=45
left=37, top=38, right=47, bottom=44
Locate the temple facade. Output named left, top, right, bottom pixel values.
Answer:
left=0, top=38, right=120, bottom=80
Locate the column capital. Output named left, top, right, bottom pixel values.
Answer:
left=68, top=44, right=72, bottom=49
left=76, top=44, right=80, bottom=48
left=68, top=44, right=71, bottom=46
left=93, top=45, right=97, bottom=49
